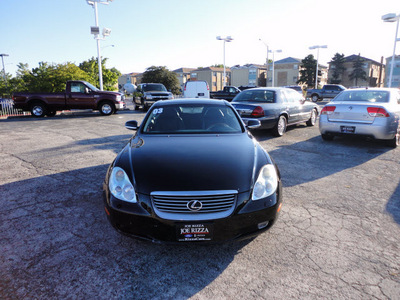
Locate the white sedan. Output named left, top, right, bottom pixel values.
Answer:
left=319, top=88, right=400, bottom=148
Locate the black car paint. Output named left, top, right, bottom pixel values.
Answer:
left=103, top=99, right=282, bottom=243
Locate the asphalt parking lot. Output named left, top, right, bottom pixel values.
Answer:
left=0, top=103, right=399, bottom=299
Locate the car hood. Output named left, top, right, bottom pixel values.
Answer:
left=126, top=134, right=259, bottom=195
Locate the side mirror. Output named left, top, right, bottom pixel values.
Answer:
left=85, top=87, right=91, bottom=94
left=125, top=120, right=138, bottom=131
left=246, top=119, right=261, bottom=129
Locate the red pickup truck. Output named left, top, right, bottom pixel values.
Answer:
left=13, top=80, right=126, bottom=117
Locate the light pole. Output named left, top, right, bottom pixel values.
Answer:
left=382, top=13, right=400, bottom=88
left=87, top=0, right=113, bottom=91
left=259, top=39, right=269, bottom=87
left=0, top=53, right=9, bottom=91
left=309, top=45, right=327, bottom=89
left=268, top=49, right=282, bottom=87
left=216, top=36, right=233, bottom=87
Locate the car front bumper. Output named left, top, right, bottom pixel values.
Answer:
left=102, top=183, right=282, bottom=244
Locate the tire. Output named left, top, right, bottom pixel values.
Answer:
left=99, top=101, right=115, bottom=116
left=30, top=102, right=47, bottom=118
left=321, top=134, right=334, bottom=141
left=306, top=109, right=317, bottom=126
left=272, top=115, right=287, bottom=137
left=386, top=130, right=399, bottom=148
left=46, top=111, right=56, bottom=117
left=311, top=94, right=319, bottom=102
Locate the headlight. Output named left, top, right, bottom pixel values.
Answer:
left=169, top=93, right=174, bottom=99
left=145, top=94, right=153, bottom=100
left=109, top=167, right=137, bottom=203
left=116, top=95, right=122, bottom=101
left=252, top=164, right=278, bottom=201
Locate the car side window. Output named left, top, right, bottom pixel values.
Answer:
left=70, top=82, right=86, bottom=93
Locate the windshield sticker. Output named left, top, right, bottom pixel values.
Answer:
left=153, top=108, right=163, bottom=114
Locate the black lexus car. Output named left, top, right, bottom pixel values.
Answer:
left=103, top=99, right=283, bottom=243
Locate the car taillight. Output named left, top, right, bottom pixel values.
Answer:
left=367, top=107, right=389, bottom=117
left=321, top=106, right=336, bottom=115
left=251, top=106, right=264, bottom=117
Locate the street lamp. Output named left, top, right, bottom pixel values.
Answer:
left=259, top=39, right=269, bottom=87
left=87, top=0, right=113, bottom=91
left=268, top=49, right=282, bottom=87
left=309, top=45, right=327, bottom=89
left=216, top=36, right=233, bottom=87
left=0, top=53, right=9, bottom=90
left=382, top=13, right=400, bottom=88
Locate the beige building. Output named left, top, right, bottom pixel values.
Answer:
left=270, top=57, right=327, bottom=88
left=118, top=72, right=142, bottom=91
left=172, top=68, right=196, bottom=89
left=189, top=67, right=230, bottom=91
left=328, top=54, right=384, bottom=88
left=230, top=64, right=267, bottom=87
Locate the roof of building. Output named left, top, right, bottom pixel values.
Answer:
left=274, top=57, right=302, bottom=64
left=172, top=67, right=196, bottom=73
left=230, top=64, right=267, bottom=70
left=330, top=54, right=383, bottom=66
left=193, top=67, right=231, bottom=72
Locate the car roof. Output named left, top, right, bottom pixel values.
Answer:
left=240, top=87, right=293, bottom=92
left=343, top=87, right=395, bottom=92
left=152, top=99, right=230, bottom=106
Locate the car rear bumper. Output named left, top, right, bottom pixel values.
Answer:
left=319, top=116, right=397, bottom=140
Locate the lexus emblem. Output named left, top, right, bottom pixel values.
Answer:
left=348, top=106, right=353, bottom=110
left=187, top=200, right=203, bottom=211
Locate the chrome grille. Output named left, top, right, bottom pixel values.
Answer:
left=151, top=190, right=237, bottom=221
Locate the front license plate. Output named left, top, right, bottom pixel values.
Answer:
left=340, top=126, right=355, bottom=133
left=177, top=223, right=214, bottom=242
left=198, top=93, right=205, bottom=96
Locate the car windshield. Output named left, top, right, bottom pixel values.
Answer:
left=233, top=90, right=275, bottom=103
left=84, top=81, right=99, bottom=92
left=333, top=90, right=389, bottom=103
left=142, top=84, right=167, bottom=92
left=142, top=104, right=244, bottom=134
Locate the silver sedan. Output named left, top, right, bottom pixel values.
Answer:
left=319, top=88, right=400, bottom=148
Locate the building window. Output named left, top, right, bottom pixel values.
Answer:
left=293, top=76, right=298, bottom=83
left=191, top=73, right=197, bottom=78
left=293, top=64, right=298, bottom=69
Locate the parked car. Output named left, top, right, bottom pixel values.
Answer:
left=183, top=80, right=210, bottom=98
left=210, top=86, right=241, bottom=101
left=134, top=83, right=173, bottom=111
left=231, top=87, right=319, bottom=136
left=319, top=88, right=400, bottom=148
left=12, top=81, right=125, bottom=117
left=306, top=84, right=346, bottom=102
left=103, top=99, right=283, bottom=243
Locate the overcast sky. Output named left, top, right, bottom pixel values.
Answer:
left=1, top=0, right=399, bottom=76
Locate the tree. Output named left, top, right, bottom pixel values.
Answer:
left=78, top=57, right=120, bottom=91
left=329, top=53, right=346, bottom=84
left=349, top=54, right=367, bottom=86
left=141, top=66, right=181, bottom=94
left=297, top=54, right=317, bottom=88
left=14, top=62, right=89, bottom=93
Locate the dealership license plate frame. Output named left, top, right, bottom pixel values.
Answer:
left=176, top=223, right=214, bottom=242
left=340, top=126, right=356, bottom=134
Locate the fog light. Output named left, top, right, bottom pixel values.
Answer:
left=258, top=221, right=269, bottom=229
